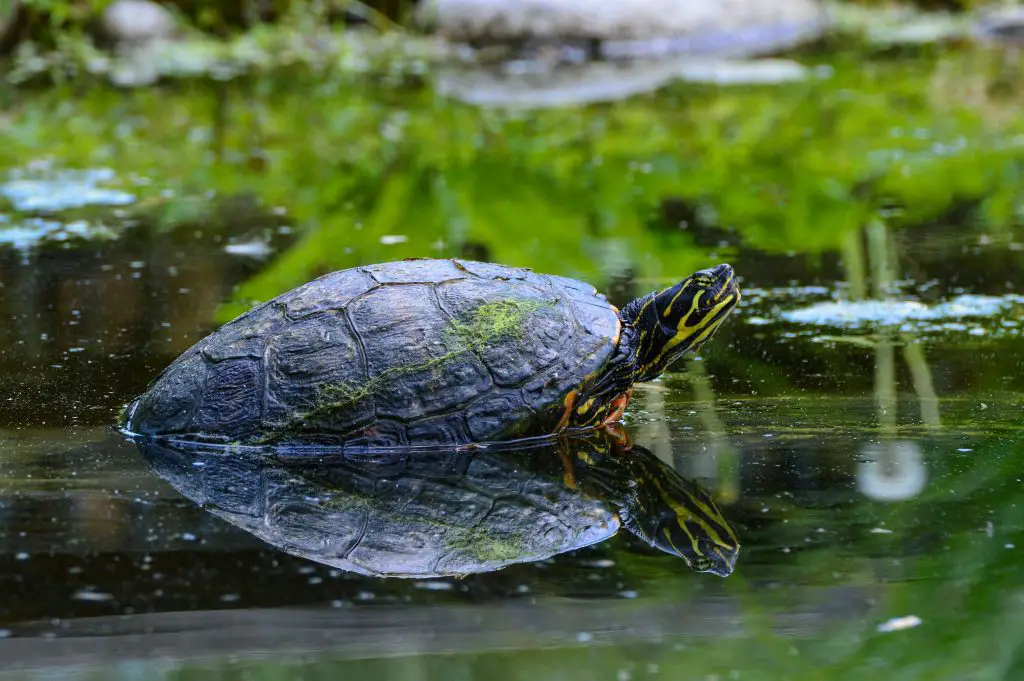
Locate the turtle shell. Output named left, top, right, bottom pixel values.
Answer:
left=137, top=436, right=622, bottom=578
left=123, top=259, right=621, bottom=447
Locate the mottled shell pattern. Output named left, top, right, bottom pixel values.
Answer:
left=123, top=259, right=621, bottom=447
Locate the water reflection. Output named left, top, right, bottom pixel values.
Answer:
left=135, top=430, right=740, bottom=579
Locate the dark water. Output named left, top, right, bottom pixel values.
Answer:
left=2, top=44, right=1024, bottom=680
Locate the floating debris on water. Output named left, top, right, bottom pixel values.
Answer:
left=72, top=589, right=115, bottom=602
left=580, top=558, right=616, bottom=568
left=1, top=167, right=135, bottom=212
left=224, top=240, right=273, bottom=258
left=414, top=580, right=454, bottom=591
left=0, top=218, right=118, bottom=251
left=780, top=294, right=1024, bottom=327
left=877, top=615, right=922, bottom=632
left=745, top=292, right=1024, bottom=338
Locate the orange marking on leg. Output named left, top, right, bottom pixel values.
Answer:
left=601, top=388, right=633, bottom=425
left=556, top=389, right=579, bottom=432
left=557, top=443, right=578, bottom=489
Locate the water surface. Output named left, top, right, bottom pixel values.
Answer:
left=1, top=43, right=1024, bottom=681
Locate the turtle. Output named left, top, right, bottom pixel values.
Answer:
left=135, top=430, right=740, bottom=578
left=120, top=258, right=740, bottom=447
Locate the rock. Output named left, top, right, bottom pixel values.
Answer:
left=418, top=0, right=828, bottom=58
left=100, top=0, right=178, bottom=46
left=436, top=56, right=816, bottom=109
left=437, top=58, right=692, bottom=108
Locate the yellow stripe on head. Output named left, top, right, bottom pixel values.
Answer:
left=619, top=264, right=741, bottom=384
left=649, top=290, right=737, bottom=370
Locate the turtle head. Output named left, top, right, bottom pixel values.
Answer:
left=624, top=263, right=740, bottom=382
left=563, top=264, right=739, bottom=431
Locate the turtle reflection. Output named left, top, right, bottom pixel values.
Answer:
left=136, top=431, right=740, bottom=578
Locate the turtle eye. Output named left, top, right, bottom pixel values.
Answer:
left=690, top=555, right=714, bottom=572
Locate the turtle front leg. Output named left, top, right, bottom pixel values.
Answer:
left=601, top=388, right=633, bottom=426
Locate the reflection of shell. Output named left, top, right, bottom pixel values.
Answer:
left=857, top=441, right=927, bottom=502
left=420, top=0, right=828, bottom=57
left=139, top=439, right=621, bottom=579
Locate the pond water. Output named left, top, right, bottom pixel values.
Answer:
left=2, top=40, right=1024, bottom=681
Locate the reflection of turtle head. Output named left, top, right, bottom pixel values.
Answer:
left=572, top=440, right=740, bottom=577
left=639, top=503, right=740, bottom=577
left=613, top=449, right=740, bottom=577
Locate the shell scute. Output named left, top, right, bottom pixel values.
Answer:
left=405, top=414, right=473, bottom=446
left=464, top=392, right=537, bottom=441
left=453, top=259, right=532, bottom=281
left=363, top=259, right=469, bottom=284
left=201, top=304, right=282, bottom=362
left=263, top=312, right=371, bottom=435
left=348, top=284, right=492, bottom=420
left=436, top=278, right=567, bottom=386
left=128, top=349, right=206, bottom=434
left=279, top=269, right=377, bottom=319
left=190, top=358, right=263, bottom=439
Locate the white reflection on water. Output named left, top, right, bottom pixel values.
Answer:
left=1, top=166, right=135, bottom=212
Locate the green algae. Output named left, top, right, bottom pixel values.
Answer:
left=447, top=524, right=534, bottom=564
left=446, top=298, right=548, bottom=350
